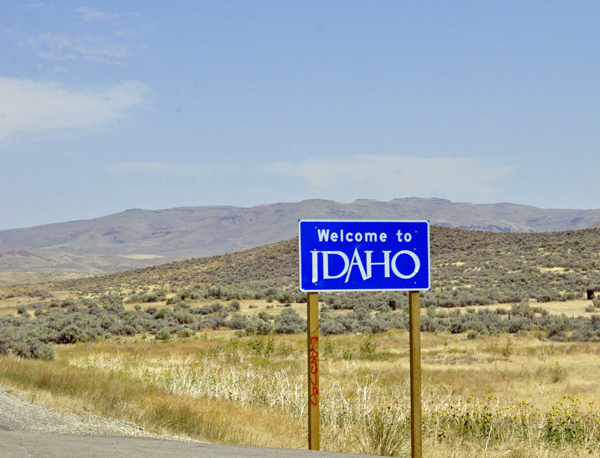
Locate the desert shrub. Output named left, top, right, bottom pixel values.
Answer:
left=120, top=325, right=138, bottom=335
left=155, top=308, right=172, bottom=319
left=119, top=310, right=136, bottom=320
left=244, top=317, right=273, bottom=335
left=174, top=310, right=194, bottom=324
left=331, top=298, right=343, bottom=310
left=173, top=301, right=191, bottom=311
left=227, top=313, right=250, bottom=330
left=28, top=289, right=52, bottom=298
left=57, top=325, right=88, bottom=344
left=196, top=316, right=226, bottom=330
left=467, top=320, right=486, bottom=333
left=273, top=308, right=306, bottom=334
left=126, top=292, right=163, bottom=303
left=0, top=327, right=55, bottom=360
left=29, top=342, right=55, bottom=360
left=258, top=311, right=271, bottom=321
left=155, top=328, right=172, bottom=341
left=197, top=302, right=223, bottom=315
left=171, top=289, right=202, bottom=302
left=420, top=316, right=438, bottom=332
left=497, top=291, right=528, bottom=303
left=546, top=318, right=569, bottom=340
left=369, top=315, right=394, bottom=334
left=449, top=320, right=465, bottom=334
left=177, top=328, right=195, bottom=338
left=59, top=299, right=75, bottom=308
left=204, top=287, right=248, bottom=301
left=508, top=318, right=526, bottom=334
left=535, top=290, right=559, bottom=303
left=276, top=292, right=293, bottom=305
left=103, top=302, right=125, bottom=314
left=320, top=319, right=347, bottom=335
left=242, top=317, right=262, bottom=334
left=328, top=314, right=361, bottom=334
left=145, top=294, right=160, bottom=303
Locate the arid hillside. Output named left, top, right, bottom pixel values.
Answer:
left=50, top=225, right=600, bottom=308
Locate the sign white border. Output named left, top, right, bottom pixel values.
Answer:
left=298, top=219, right=431, bottom=292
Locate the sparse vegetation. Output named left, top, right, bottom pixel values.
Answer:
left=2, top=227, right=600, bottom=455
left=45, top=227, right=600, bottom=311
left=1, top=332, right=600, bottom=457
left=4, top=296, right=600, bottom=360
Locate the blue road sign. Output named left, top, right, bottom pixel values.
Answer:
left=299, top=220, right=430, bottom=292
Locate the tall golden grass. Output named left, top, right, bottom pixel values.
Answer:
left=0, top=352, right=305, bottom=448
left=2, top=331, right=600, bottom=457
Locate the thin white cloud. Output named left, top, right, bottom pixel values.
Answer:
left=266, top=155, right=514, bottom=202
left=110, top=162, right=213, bottom=177
left=0, top=78, right=151, bottom=141
left=76, top=7, right=121, bottom=22
left=23, top=33, right=129, bottom=63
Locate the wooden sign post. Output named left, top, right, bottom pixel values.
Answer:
left=409, top=291, right=422, bottom=458
left=299, top=221, right=430, bottom=456
left=307, top=291, right=320, bottom=450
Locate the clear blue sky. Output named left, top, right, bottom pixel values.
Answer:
left=1, top=1, right=599, bottom=230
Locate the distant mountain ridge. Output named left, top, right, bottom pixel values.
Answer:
left=0, top=250, right=171, bottom=274
left=1, top=198, right=600, bottom=276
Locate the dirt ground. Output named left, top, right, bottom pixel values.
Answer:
left=455, top=298, right=594, bottom=317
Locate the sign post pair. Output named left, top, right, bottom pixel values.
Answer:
left=299, top=220, right=430, bottom=458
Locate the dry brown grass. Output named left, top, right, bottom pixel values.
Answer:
left=0, top=349, right=306, bottom=448
left=1, top=331, right=600, bottom=457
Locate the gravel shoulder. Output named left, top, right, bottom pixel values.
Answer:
left=0, top=384, right=367, bottom=458
left=0, top=383, right=184, bottom=439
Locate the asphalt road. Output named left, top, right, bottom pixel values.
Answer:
left=0, top=430, right=369, bottom=458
